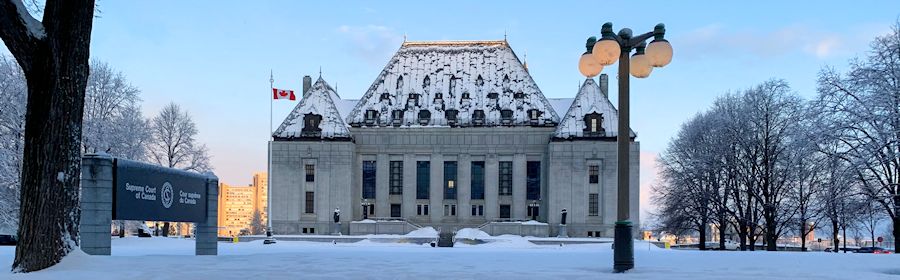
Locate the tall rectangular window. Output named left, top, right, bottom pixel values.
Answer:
left=305, top=164, right=315, bottom=182
left=417, top=204, right=429, bottom=216
left=499, top=161, right=513, bottom=196
left=390, top=204, right=401, bottom=217
left=589, top=193, right=599, bottom=216
left=589, top=165, right=599, bottom=184
left=526, top=161, right=541, bottom=200
left=362, top=161, right=376, bottom=199
left=471, top=205, right=484, bottom=216
left=416, top=161, right=430, bottom=199
left=305, top=192, right=314, bottom=214
left=444, top=161, right=457, bottom=200
left=443, top=204, right=457, bottom=216
left=471, top=161, right=485, bottom=200
left=390, top=161, right=403, bottom=195
left=500, top=204, right=511, bottom=219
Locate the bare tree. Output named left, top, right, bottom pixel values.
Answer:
left=814, top=23, right=900, bottom=252
left=249, top=210, right=265, bottom=235
left=147, top=102, right=211, bottom=172
left=0, top=0, right=95, bottom=272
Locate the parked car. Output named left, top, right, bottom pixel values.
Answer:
left=0, top=234, right=17, bottom=246
left=855, top=247, right=891, bottom=254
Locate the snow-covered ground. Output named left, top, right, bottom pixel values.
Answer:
left=0, top=234, right=897, bottom=280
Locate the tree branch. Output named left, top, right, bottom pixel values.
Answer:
left=0, top=0, right=45, bottom=71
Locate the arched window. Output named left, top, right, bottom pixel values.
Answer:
left=396, top=76, right=404, bottom=91
left=422, top=76, right=431, bottom=90
left=448, top=75, right=456, bottom=97
left=583, top=113, right=604, bottom=136
left=475, top=75, right=484, bottom=87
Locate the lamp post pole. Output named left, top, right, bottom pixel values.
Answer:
left=579, top=22, right=672, bottom=273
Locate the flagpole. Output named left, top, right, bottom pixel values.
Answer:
left=266, top=70, right=276, bottom=244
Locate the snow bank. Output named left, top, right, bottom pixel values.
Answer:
left=405, top=227, right=438, bottom=237
left=520, top=220, right=547, bottom=225
left=455, top=228, right=491, bottom=240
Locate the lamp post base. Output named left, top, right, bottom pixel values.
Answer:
left=558, top=224, right=568, bottom=238
left=263, top=227, right=277, bottom=245
left=613, top=220, right=634, bottom=273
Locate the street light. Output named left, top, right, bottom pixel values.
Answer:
left=580, top=22, right=672, bottom=273
left=361, top=199, right=371, bottom=220
left=529, top=200, right=541, bottom=221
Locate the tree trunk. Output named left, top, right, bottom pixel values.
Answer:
left=698, top=224, right=707, bottom=251
left=831, top=220, right=839, bottom=253
left=738, top=222, right=748, bottom=251
left=842, top=227, right=847, bottom=253
left=893, top=216, right=899, bottom=253
left=800, top=221, right=807, bottom=252
left=162, top=222, right=170, bottom=237
left=0, top=0, right=95, bottom=273
left=765, top=214, right=777, bottom=251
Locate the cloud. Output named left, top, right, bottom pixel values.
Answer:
left=674, top=23, right=859, bottom=60
left=336, top=25, right=403, bottom=66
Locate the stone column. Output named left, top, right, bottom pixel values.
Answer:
left=196, top=174, right=219, bottom=255
left=80, top=153, right=114, bottom=256
left=430, top=154, right=444, bottom=222
left=512, top=154, right=527, bottom=220
left=402, top=154, right=416, bottom=218
left=484, top=155, right=499, bottom=219
left=376, top=154, right=390, bottom=218
left=457, top=154, right=472, bottom=222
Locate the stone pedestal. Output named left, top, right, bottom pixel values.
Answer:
left=332, top=223, right=341, bottom=235
left=558, top=224, right=568, bottom=238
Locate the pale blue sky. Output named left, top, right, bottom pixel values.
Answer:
left=5, top=1, right=900, bottom=214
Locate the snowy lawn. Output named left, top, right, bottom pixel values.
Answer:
left=0, top=236, right=897, bottom=280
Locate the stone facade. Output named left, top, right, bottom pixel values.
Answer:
left=269, top=40, right=640, bottom=237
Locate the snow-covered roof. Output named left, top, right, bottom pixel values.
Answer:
left=274, top=77, right=352, bottom=140
left=346, top=40, right=560, bottom=127
left=554, top=78, right=635, bottom=139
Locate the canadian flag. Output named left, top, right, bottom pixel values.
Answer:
left=273, top=88, right=296, bottom=100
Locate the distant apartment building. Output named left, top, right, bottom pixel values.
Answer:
left=217, top=172, right=268, bottom=236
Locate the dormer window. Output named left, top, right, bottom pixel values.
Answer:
left=422, top=76, right=431, bottom=90
left=487, top=92, right=499, bottom=99
left=473, top=110, right=485, bottom=126
left=514, top=91, right=525, bottom=99
left=365, top=110, right=379, bottom=126
left=408, top=92, right=420, bottom=105
left=583, top=113, right=604, bottom=137
left=445, top=109, right=459, bottom=126
left=475, top=75, right=484, bottom=87
left=448, top=75, right=456, bottom=98
left=418, top=110, right=431, bottom=125
left=461, top=92, right=470, bottom=100
left=301, top=113, right=322, bottom=137
left=380, top=92, right=390, bottom=101
left=434, top=92, right=443, bottom=101
left=500, top=109, right=514, bottom=125
left=527, top=109, right=542, bottom=125
left=391, top=110, right=404, bottom=126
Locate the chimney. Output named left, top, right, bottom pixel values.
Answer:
left=599, top=74, right=609, bottom=97
left=302, top=75, right=312, bottom=95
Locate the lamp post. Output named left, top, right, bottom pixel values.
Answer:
left=529, top=200, right=540, bottom=221
left=579, top=22, right=672, bottom=273
left=361, top=199, right=371, bottom=220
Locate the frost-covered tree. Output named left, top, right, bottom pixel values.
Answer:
left=249, top=210, right=264, bottom=235
left=0, top=0, right=95, bottom=272
left=82, top=60, right=149, bottom=160
left=0, top=56, right=26, bottom=234
left=147, top=102, right=211, bottom=172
